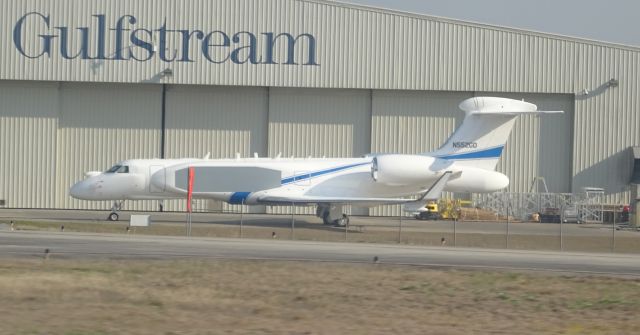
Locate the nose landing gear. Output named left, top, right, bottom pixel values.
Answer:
left=107, top=201, right=124, bottom=221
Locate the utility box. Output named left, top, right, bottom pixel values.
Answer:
left=130, top=215, right=151, bottom=227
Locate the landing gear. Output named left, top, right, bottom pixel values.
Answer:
left=317, top=205, right=349, bottom=226
left=108, top=200, right=124, bottom=221
left=335, top=214, right=350, bottom=227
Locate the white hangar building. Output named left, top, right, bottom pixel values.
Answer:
left=1, top=0, right=638, bottom=215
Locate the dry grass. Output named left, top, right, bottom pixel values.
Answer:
left=11, top=220, right=640, bottom=253
left=0, top=258, right=639, bottom=335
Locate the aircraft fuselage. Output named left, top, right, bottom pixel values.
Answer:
left=70, top=155, right=509, bottom=206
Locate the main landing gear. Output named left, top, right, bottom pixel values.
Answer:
left=108, top=200, right=124, bottom=221
left=316, top=204, right=350, bottom=226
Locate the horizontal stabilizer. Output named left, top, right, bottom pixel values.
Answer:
left=404, top=171, right=456, bottom=212
left=416, top=171, right=456, bottom=201
left=469, top=110, right=564, bottom=116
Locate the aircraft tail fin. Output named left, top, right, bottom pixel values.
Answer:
left=428, top=97, right=562, bottom=171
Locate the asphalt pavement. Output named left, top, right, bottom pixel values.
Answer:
left=2, top=209, right=636, bottom=237
left=1, top=230, right=639, bottom=277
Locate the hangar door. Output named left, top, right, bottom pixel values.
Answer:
left=485, top=93, right=574, bottom=194
left=56, top=82, right=162, bottom=210
left=0, top=81, right=58, bottom=209
left=268, top=88, right=372, bottom=214
left=164, top=85, right=269, bottom=212
left=370, top=91, right=472, bottom=216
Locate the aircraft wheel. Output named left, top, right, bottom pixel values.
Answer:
left=108, top=212, right=119, bottom=221
left=334, top=215, right=349, bottom=227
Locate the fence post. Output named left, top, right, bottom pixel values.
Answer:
left=291, top=203, right=295, bottom=240
left=453, top=217, right=457, bottom=247
left=240, top=199, right=244, bottom=238
left=505, top=200, right=510, bottom=249
left=397, top=204, right=403, bottom=243
left=560, top=204, right=564, bottom=251
left=344, top=213, right=348, bottom=242
left=612, top=206, right=616, bottom=252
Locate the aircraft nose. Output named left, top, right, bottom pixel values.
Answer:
left=70, top=180, right=91, bottom=199
left=69, top=182, right=83, bottom=199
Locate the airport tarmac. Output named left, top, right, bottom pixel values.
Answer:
left=1, top=208, right=637, bottom=237
left=1, top=230, right=639, bottom=277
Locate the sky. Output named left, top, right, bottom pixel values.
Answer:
left=343, top=0, right=640, bottom=47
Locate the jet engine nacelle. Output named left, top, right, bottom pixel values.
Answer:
left=372, top=155, right=438, bottom=186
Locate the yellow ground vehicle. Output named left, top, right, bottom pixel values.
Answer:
left=414, top=201, right=442, bottom=220
left=414, top=199, right=474, bottom=220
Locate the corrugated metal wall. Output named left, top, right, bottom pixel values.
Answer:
left=0, top=0, right=631, bottom=92
left=0, top=81, right=58, bottom=208
left=268, top=88, right=370, bottom=158
left=55, top=82, right=161, bottom=210
left=572, top=46, right=640, bottom=203
left=267, top=87, right=371, bottom=214
left=1, top=0, right=639, bottom=208
left=164, top=85, right=268, bottom=213
left=484, top=93, right=574, bottom=195
left=370, top=91, right=470, bottom=216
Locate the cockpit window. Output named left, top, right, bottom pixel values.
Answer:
left=105, top=165, right=129, bottom=173
left=105, top=165, right=121, bottom=173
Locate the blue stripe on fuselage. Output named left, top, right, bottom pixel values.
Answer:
left=229, top=192, right=251, bottom=204
left=281, top=162, right=370, bottom=185
left=436, top=146, right=504, bottom=160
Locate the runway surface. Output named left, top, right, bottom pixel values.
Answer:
left=3, top=208, right=637, bottom=237
left=1, top=230, right=639, bottom=277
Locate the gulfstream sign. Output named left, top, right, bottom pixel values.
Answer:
left=13, top=12, right=319, bottom=65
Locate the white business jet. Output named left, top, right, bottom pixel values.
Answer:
left=70, top=97, right=561, bottom=223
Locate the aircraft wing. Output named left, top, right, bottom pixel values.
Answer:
left=257, top=171, right=456, bottom=206
left=256, top=195, right=415, bottom=206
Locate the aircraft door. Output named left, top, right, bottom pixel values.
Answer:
left=149, top=165, right=166, bottom=193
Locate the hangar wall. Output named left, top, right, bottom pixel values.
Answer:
left=164, top=85, right=269, bottom=213
left=0, top=80, right=575, bottom=214
left=1, top=0, right=639, bottom=210
left=56, top=83, right=162, bottom=210
left=488, top=93, right=574, bottom=194
left=370, top=91, right=469, bottom=216
left=267, top=88, right=372, bottom=215
left=0, top=81, right=58, bottom=208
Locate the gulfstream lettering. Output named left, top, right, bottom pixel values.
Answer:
left=13, top=12, right=319, bottom=65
